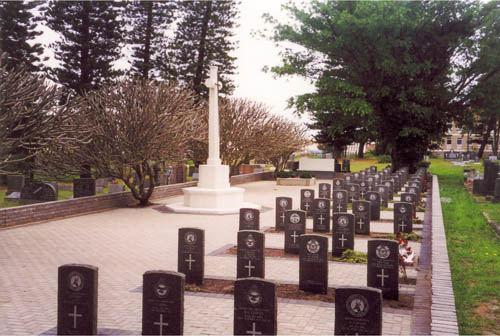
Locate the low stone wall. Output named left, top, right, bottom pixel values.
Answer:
left=0, top=172, right=274, bottom=229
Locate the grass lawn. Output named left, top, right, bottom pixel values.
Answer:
left=430, top=158, right=500, bottom=335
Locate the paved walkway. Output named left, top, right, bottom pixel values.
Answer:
left=0, top=180, right=423, bottom=335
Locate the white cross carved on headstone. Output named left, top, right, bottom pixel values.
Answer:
left=357, top=218, right=364, bottom=230
left=304, top=202, right=310, bottom=211
left=336, top=203, right=343, bottom=212
left=244, top=260, right=255, bottom=277
left=246, top=322, right=262, bottom=335
left=339, top=234, right=347, bottom=247
left=377, top=269, right=389, bottom=287
left=318, top=214, right=325, bottom=225
left=68, top=305, right=82, bottom=329
left=154, top=313, right=169, bottom=335
left=399, top=220, right=407, bottom=232
left=280, top=212, right=285, bottom=223
left=360, top=190, right=366, bottom=198
left=185, top=254, right=196, bottom=270
left=291, top=231, right=300, bottom=243
left=204, top=66, right=223, bottom=166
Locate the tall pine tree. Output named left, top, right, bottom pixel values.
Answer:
left=0, top=1, right=44, bottom=72
left=126, top=0, right=176, bottom=80
left=44, top=1, right=124, bottom=95
left=160, top=0, right=238, bottom=97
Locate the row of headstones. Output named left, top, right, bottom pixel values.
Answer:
left=58, top=264, right=383, bottom=335
left=472, top=160, right=500, bottom=200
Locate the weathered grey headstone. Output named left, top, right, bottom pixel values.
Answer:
left=20, top=181, right=57, bottom=204
left=353, top=200, right=371, bottom=235
left=299, top=234, right=328, bottom=294
left=318, top=183, right=331, bottom=200
left=142, top=271, right=184, bottom=335
left=332, top=213, right=354, bottom=257
left=347, top=183, right=360, bottom=203
left=275, top=197, right=292, bottom=230
left=108, top=184, right=125, bottom=193
left=284, top=210, right=306, bottom=254
left=239, top=208, right=260, bottom=231
left=312, top=198, right=330, bottom=233
left=234, top=278, right=277, bottom=336
left=57, top=264, right=98, bottom=335
left=178, top=228, right=204, bottom=285
left=383, top=180, right=394, bottom=200
left=333, top=190, right=348, bottom=213
left=366, top=191, right=381, bottom=221
left=333, top=178, right=345, bottom=191
left=367, top=240, right=399, bottom=300
left=334, top=287, right=383, bottom=335
left=375, top=185, right=388, bottom=208
left=95, top=178, right=109, bottom=188
left=73, top=178, right=96, bottom=198
left=300, top=189, right=315, bottom=217
left=237, top=230, right=265, bottom=279
left=344, top=174, right=353, bottom=185
left=394, top=202, right=413, bottom=234
left=370, top=166, right=377, bottom=174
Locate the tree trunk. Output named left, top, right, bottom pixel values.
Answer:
left=78, top=1, right=92, bottom=95
left=332, top=146, right=343, bottom=159
left=357, top=141, right=365, bottom=158
left=478, top=118, right=495, bottom=158
left=493, top=119, right=499, bottom=156
left=193, top=1, right=212, bottom=96
left=142, top=1, right=154, bottom=79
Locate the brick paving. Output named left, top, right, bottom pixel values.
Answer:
left=0, top=179, right=429, bottom=335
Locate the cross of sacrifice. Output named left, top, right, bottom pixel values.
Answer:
left=399, top=220, right=407, bottom=232
left=336, top=203, right=343, bottom=212
left=154, top=313, right=169, bottom=335
left=185, top=254, right=196, bottom=270
left=338, top=234, right=347, bottom=247
left=68, top=305, right=82, bottom=329
left=317, top=214, right=325, bottom=225
left=246, top=322, right=262, bottom=335
left=377, top=269, right=389, bottom=287
left=291, top=231, right=300, bottom=243
left=280, top=212, right=285, bottom=223
left=304, top=202, right=310, bottom=211
left=357, top=218, right=364, bottom=230
left=244, top=260, right=255, bottom=277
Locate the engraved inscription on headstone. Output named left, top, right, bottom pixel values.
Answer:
left=178, top=228, right=204, bottom=285
left=239, top=208, right=260, bottom=231
left=300, top=189, right=315, bottom=217
left=400, top=192, right=417, bottom=218
left=333, top=178, right=345, bottom=191
left=73, top=178, right=96, bottom=198
left=365, top=191, right=381, bottom=221
left=237, top=230, right=265, bottom=279
left=353, top=200, right=371, bottom=235
left=393, top=202, right=413, bottom=234
left=284, top=210, right=306, bottom=254
left=375, top=185, right=388, bottom=208
left=299, top=234, right=328, bottom=294
left=275, top=197, right=292, bottom=231
left=347, top=183, right=360, bottom=203
left=312, top=198, right=330, bottom=233
left=367, top=240, right=399, bottom=300
left=332, top=213, right=354, bottom=257
left=318, top=183, right=331, bottom=200
left=383, top=180, right=394, bottom=200
left=333, top=190, right=348, bottom=213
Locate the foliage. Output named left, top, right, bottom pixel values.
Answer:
left=0, top=1, right=44, bottom=73
left=378, top=155, right=392, bottom=164
left=298, top=171, right=314, bottom=179
left=44, top=1, right=125, bottom=95
left=331, top=249, right=367, bottom=264
left=159, top=0, right=239, bottom=98
left=275, top=170, right=296, bottom=178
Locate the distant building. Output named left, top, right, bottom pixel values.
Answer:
left=434, top=121, right=494, bottom=156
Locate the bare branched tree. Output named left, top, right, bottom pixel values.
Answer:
left=37, top=79, right=204, bottom=205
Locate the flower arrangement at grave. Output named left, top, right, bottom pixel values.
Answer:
left=397, top=233, right=415, bottom=281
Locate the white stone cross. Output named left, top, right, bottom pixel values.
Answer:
left=204, top=66, right=222, bottom=166
left=246, top=322, right=262, bottom=335
left=399, top=220, right=407, bottom=232
left=336, top=203, right=343, bottom=212
left=338, top=234, right=347, bottom=247
left=357, top=218, right=364, bottom=230
left=318, top=214, right=325, bottom=225
left=185, top=254, right=196, bottom=270
left=377, top=269, right=389, bottom=287
left=245, top=260, right=255, bottom=277
left=154, top=313, right=169, bottom=335
left=280, top=212, right=285, bottom=223
left=68, top=305, right=82, bottom=329
left=291, top=231, right=300, bottom=243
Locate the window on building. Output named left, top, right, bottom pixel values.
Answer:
left=446, top=138, right=452, bottom=145
left=457, top=138, right=462, bottom=145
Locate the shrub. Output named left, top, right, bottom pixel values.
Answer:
left=299, top=171, right=315, bottom=178
left=418, top=161, right=430, bottom=168
left=276, top=170, right=297, bottom=178
left=378, top=155, right=392, bottom=163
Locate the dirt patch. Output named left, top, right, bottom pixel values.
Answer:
left=474, top=299, right=500, bottom=334
left=186, top=278, right=413, bottom=309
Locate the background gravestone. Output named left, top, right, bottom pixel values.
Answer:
left=275, top=197, right=292, bottom=230
left=366, top=191, right=381, bottom=221
left=239, top=208, right=260, bottom=231
left=142, top=271, right=184, bottom=335
left=359, top=181, right=369, bottom=200
left=318, top=183, right=331, bottom=200
left=370, top=166, right=377, bottom=174
left=333, top=178, right=345, bottom=191
left=393, top=202, right=413, bottom=234
left=333, top=190, right=348, bottom=213
left=383, top=180, right=394, bottom=200
left=178, top=228, right=204, bottom=285
left=375, top=185, right=388, bottom=208
left=73, top=178, right=96, bottom=198
left=108, top=184, right=125, bottom=193
left=347, top=183, right=360, bottom=203
left=312, top=198, right=330, bottom=232
left=237, top=230, right=265, bottom=279
left=20, top=181, right=57, bottom=204
left=344, top=174, right=353, bottom=185
left=6, top=175, right=24, bottom=198
left=300, top=189, right=315, bottom=217
left=353, top=200, right=371, bottom=235
left=332, top=213, right=354, bottom=257
left=334, top=287, right=383, bottom=335
left=299, top=234, right=328, bottom=294
left=284, top=210, right=306, bottom=254
left=367, top=240, right=399, bottom=300
left=234, top=278, right=277, bottom=336
left=57, top=264, right=98, bottom=335
left=400, top=192, right=417, bottom=218
left=494, top=178, right=500, bottom=203
left=366, top=177, right=375, bottom=191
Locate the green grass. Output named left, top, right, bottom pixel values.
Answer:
left=429, top=158, right=500, bottom=335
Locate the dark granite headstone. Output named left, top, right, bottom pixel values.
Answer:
left=333, top=178, right=345, bottom=191
left=239, top=208, right=260, bottom=231
left=353, top=200, right=371, bottom=235
left=299, top=234, right=328, bottom=294
left=406, top=186, right=418, bottom=195
left=20, top=181, right=57, bottom=204
left=366, top=176, right=375, bottom=191
left=400, top=192, right=417, bottom=217
left=284, top=210, right=306, bottom=254
left=312, top=198, right=330, bottom=232
left=344, top=174, right=353, bottom=185
left=375, top=185, right=388, bottom=208
left=334, top=287, right=383, bottom=335
left=318, top=183, right=331, bottom=200
left=178, top=228, right=204, bottom=285
left=367, top=240, right=399, bottom=300
left=73, top=178, right=96, bottom=198
left=57, top=264, right=98, bottom=335
left=6, top=175, right=24, bottom=196
left=366, top=191, right=381, bottom=221
left=359, top=181, right=369, bottom=200
left=373, top=174, right=381, bottom=186
left=142, top=270, right=184, bottom=335
left=237, top=230, right=265, bottom=279
left=347, top=183, right=360, bottom=203
left=342, top=159, right=351, bottom=172
left=332, top=213, right=354, bottom=257
left=234, top=278, right=277, bottom=336
left=494, top=178, right=500, bottom=203
left=472, top=179, right=484, bottom=195
left=300, top=189, right=315, bottom=217
left=370, top=166, right=377, bottom=174
left=353, top=172, right=361, bottom=183
left=275, top=197, right=292, bottom=230
left=333, top=190, right=348, bottom=213
left=394, top=202, right=413, bottom=234
left=383, top=180, right=394, bottom=200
